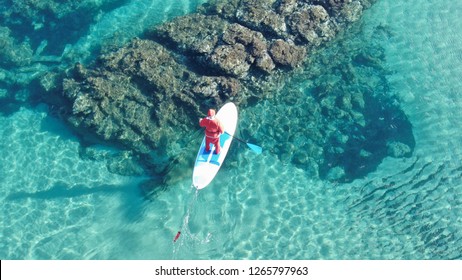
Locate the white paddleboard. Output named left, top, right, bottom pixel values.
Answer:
left=192, top=102, right=238, bottom=189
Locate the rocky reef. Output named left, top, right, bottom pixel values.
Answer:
left=34, top=0, right=414, bottom=183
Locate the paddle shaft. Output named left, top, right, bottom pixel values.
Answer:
left=224, top=131, right=247, bottom=144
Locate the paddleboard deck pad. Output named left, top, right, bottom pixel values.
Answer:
left=192, top=103, right=238, bottom=189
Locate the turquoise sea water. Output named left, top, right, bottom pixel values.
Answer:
left=1, top=0, right=462, bottom=259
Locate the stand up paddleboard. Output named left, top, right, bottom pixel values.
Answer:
left=192, top=102, right=238, bottom=189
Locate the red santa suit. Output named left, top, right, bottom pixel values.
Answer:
left=199, top=109, right=225, bottom=154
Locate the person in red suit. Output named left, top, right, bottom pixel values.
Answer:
left=199, top=109, right=225, bottom=154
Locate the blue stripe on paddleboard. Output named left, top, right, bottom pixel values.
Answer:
left=220, top=134, right=230, bottom=146
left=210, top=160, right=220, bottom=166
left=196, top=159, right=221, bottom=166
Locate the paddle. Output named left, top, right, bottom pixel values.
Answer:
left=225, top=132, right=262, bottom=154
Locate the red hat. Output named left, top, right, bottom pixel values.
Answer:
left=207, top=109, right=216, bottom=117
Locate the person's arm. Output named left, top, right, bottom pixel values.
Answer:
left=199, top=118, right=206, bottom=127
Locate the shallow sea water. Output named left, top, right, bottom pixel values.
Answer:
left=1, top=0, right=462, bottom=259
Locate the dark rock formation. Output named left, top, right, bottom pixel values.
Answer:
left=269, top=39, right=306, bottom=68
left=63, top=40, right=194, bottom=171
left=153, top=14, right=228, bottom=56
left=222, top=23, right=276, bottom=73
left=148, top=0, right=380, bottom=83
left=53, top=0, right=401, bottom=181
left=235, top=0, right=288, bottom=37
left=208, top=43, right=252, bottom=77
left=287, top=4, right=335, bottom=46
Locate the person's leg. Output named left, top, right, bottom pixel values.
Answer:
left=213, top=138, right=221, bottom=154
left=205, top=137, right=211, bottom=152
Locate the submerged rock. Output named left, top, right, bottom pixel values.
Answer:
left=387, top=141, right=412, bottom=158
left=0, top=26, right=34, bottom=68
left=222, top=23, right=276, bottom=73
left=208, top=43, right=252, bottom=77
left=288, top=5, right=336, bottom=46
left=63, top=40, right=196, bottom=164
left=326, top=166, right=346, bottom=182
left=269, top=39, right=306, bottom=68
left=152, top=14, right=228, bottom=55
left=236, top=0, right=288, bottom=37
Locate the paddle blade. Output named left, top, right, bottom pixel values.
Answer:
left=246, top=143, right=262, bottom=154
